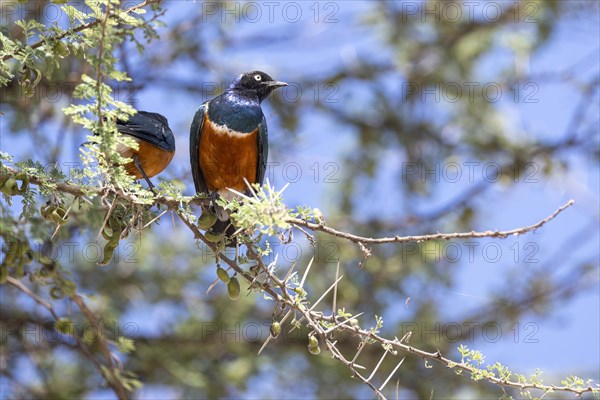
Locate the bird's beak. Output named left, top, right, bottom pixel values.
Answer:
left=267, top=81, right=288, bottom=88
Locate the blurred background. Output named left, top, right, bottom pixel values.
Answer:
left=1, top=0, right=599, bottom=398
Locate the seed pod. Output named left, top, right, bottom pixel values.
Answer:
left=60, top=279, right=77, bottom=297
left=3, top=241, right=18, bottom=266
left=101, top=225, right=114, bottom=241
left=270, top=321, right=281, bottom=338
left=102, top=216, right=124, bottom=241
left=0, top=264, right=7, bottom=284
left=40, top=204, right=55, bottom=221
left=53, top=41, right=69, bottom=57
left=216, top=266, right=230, bottom=283
left=308, top=335, right=321, bottom=355
left=109, top=216, right=126, bottom=232
left=82, top=324, right=101, bottom=345
left=227, top=276, right=241, bottom=300
left=51, top=207, right=68, bottom=225
left=55, top=318, right=73, bottom=335
left=0, top=173, right=8, bottom=185
left=14, top=174, right=29, bottom=194
left=308, top=344, right=321, bottom=355
left=0, top=178, right=19, bottom=195
left=98, top=236, right=119, bottom=266
left=308, top=334, right=319, bottom=348
left=205, top=231, right=224, bottom=243
left=21, top=79, right=33, bottom=97
left=37, top=252, right=54, bottom=267
left=294, top=287, right=307, bottom=297
left=50, top=286, right=65, bottom=299
left=14, top=259, right=25, bottom=278
left=197, top=212, right=218, bottom=230
left=17, top=241, right=32, bottom=266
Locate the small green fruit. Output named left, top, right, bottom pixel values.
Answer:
left=0, top=264, right=7, bottom=284
left=308, top=334, right=320, bottom=355
left=308, top=344, right=321, bottom=355
left=53, top=40, right=69, bottom=57
left=227, top=276, right=241, bottom=300
left=51, top=208, right=68, bottom=225
left=55, top=318, right=73, bottom=335
left=40, top=204, right=54, bottom=221
left=205, top=231, right=224, bottom=243
left=50, top=286, right=65, bottom=299
left=270, top=322, right=281, bottom=338
left=197, top=212, right=218, bottom=230
left=216, top=266, right=230, bottom=283
left=0, top=178, right=19, bottom=195
left=3, top=241, right=18, bottom=265
left=99, top=238, right=119, bottom=266
left=294, top=287, right=307, bottom=297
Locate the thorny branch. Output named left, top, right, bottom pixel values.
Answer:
left=288, top=199, right=575, bottom=244
left=240, top=258, right=598, bottom=399
left=1, top=165, right=575, bottom=246
left=172, top=200, right=594, bottom=399
left=0, top=166, right=589, bottom=399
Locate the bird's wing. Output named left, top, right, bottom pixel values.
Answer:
left=116, top=111, right=175, bottom=152
left=256, top=114, right=269, bottom=188
left=190, top=103, right=210, bottom=194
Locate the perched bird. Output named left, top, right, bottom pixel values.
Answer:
left=190, top=71, right=287, bottom=244
left=114, top=111, right=176, bottom=191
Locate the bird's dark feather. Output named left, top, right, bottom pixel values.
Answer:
left=190, top=103, right=209, bottom=195
left=116, top=111, right=175, bottom=152
left=207, top=92, right=263, bottom=133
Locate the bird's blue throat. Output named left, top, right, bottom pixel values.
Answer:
left=207, top=91, right=263, bottom=133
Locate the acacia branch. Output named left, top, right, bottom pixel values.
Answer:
left=1, top=165, right=208, bottom=209
left=248, top=259, right=599, bottom=399
left=288, top=200, right=575, bottom=245
left=1, top=165, right=575, bottom=247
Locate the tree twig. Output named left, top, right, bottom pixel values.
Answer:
left=288, top=200, right=575, bottom=245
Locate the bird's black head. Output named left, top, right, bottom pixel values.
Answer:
left=227, top=71, right=287, bottom=102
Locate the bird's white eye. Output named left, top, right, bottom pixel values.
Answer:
left=254, top=74, right=262, bottom=81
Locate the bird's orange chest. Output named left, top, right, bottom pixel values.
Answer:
left=199, top=114, right=258, bottom=192
left=119, top=139, right=175, bottom=179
